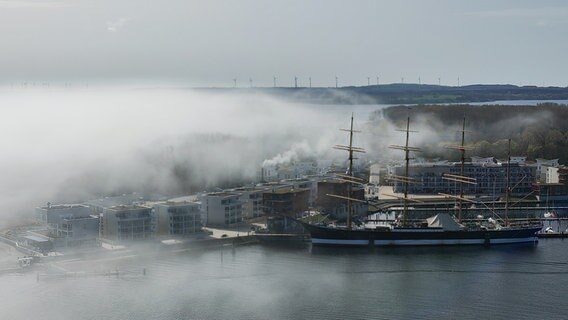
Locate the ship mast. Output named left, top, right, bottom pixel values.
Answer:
left=403, top=117, right=410, bottom=226
left=389, top=116, right=420, bottom=226
left=441, top=117, right=476, bottom=223
left=505, top=138, right=511, bottom=226
left=332, top=113, right=365, bottom=230
left=459, top=117, right=466, bottom=222
left=347, top=114, right=355, bottom=229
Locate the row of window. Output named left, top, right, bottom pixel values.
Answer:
left=224, top=212, right=242, bottom=218
left=170, top=223, right=199, bottom=228
left=167, top=208, right=199, bottom=214
left=224, top=217, right=243, bottom=224
left=169, top=216, right=199, bottom=222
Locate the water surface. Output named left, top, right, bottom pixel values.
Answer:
left=1, top=240, right=567, bottom=320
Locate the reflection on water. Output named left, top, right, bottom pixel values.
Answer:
left=1, top=240, right=568, bottom=320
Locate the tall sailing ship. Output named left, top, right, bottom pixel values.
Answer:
left=300, top=115, right=542, bottom=246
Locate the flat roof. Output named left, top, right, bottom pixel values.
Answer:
left=233, top=187, right=265, bottom=192
left=61, top=215, right=100, bottom=221
left=24, top=235, right=50, bottom=242
left=84, top=192, right=168, bottom=208
left=168, top=195, right=199, bottom=202
left=318, top=179, right=347, bottom=184
left=204, top=192, right=239, bottom=198
left=157, top=201, right=199, bottom=207
left=105, top=204, right=152, bottom=211
left=85, top=194, right=142, bottom=208
left=281, top=178, right=312, bottom=182
left=265, top=187, right=310, bottom=195
left=38, top=204, right=89, bottom=210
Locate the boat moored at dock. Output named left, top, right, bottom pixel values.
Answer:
left=301, top=115, right=542, bottom=247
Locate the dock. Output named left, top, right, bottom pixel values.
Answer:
left=255, top=233, right=309, bottom=246
left=537, top=232, right=568, bottom=239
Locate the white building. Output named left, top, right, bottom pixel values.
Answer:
left=510, top=156, right=527, bottom=164
left=231, top=187, right=265, bottom=220
left=35, top=204, right=99, bottom=248
left=84, top=193, right=147, bottom=215
left=276, top=164, right=296, bottom=180
left=36, top=203, right=91, bottom=225
left=470, top=156, right=495, bottom=165
left=545, top=166, right=560, bottom=184
left=369, top=163, right=381, bottom=185
left=261, top=163, right=278, bottom=181
left=367, top=163, right=381, bottom=200
left=536, top=158, right=560, bottom=183
left=261, top=160, right=333, bottom=182
left=200, top=192, right=243, bottom=226
left=365, top=184, right=379, bottom=200
left=154, top=201, right=202, bottom=236
left=101, top=205, right=154, bottom=241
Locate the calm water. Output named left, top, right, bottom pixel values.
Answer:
left=1, top=239, right=568, bottom=320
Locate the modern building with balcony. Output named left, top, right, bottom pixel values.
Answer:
left=154, top=201, right=202, bottom=236
left=536, top=158, right=560, bottom=183
left=262, top=187, right=310, bottom=217
left=316, top=179, right=367, bottom=219
left=389, top=157, right=536, bottom=197
left=200, top=192, right=243, bottom=226
left=35, top=204, right=99, bottom=248
left=101, top=205, right=154, bottom=241
left=231, top=187, right=265, bottom=220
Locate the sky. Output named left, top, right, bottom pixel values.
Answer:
left=1, top=0, right=568, bottom=87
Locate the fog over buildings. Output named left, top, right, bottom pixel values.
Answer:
left=2, top=0, right=567, bottom=226
left=0, top=86, right=559, bottom=228
left=0, top=88, right=387, bottom=226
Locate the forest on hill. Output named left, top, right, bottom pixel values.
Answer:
left=380, top=103, right=568, bottom=163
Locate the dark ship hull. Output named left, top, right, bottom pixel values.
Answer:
left=301, top=223, right=541, bottom=246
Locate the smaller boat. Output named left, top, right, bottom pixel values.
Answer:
left=537, top=226, right=568, bottom=238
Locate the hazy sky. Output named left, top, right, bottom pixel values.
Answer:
left=2, top=0, right=568, bottom=87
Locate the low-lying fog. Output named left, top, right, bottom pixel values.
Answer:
left=0, top=87, right=396, bottom=227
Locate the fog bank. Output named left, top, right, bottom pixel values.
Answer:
left=0, top=87, right=383, bottom=226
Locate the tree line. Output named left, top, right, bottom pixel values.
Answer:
left=382, top=103, right=568, bottom=163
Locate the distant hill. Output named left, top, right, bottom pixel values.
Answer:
left=195, top=84, right=568, bottom=104
left=379, top=103, right=568, bottom=163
